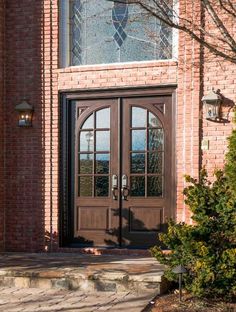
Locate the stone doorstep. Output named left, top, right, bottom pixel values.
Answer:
left=0, top=268, right=166, bottom=295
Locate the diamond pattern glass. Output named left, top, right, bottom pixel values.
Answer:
left=69, top=0, right=173, bottom=65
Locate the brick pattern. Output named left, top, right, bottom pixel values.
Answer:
left=201, top=7, right=236, bottom=178
left=0, top=0, right=235, bottom=251
left=58, top=61, right=178, bottom=90
left=175, top=0, right=202, bottom=223
left=42, top=0, right=59, bottom=252
left=0, top=0, right=4, bottom=251
left=175, top=1, right=236, bottom=223
left=3, top=0, right=57, bottom=251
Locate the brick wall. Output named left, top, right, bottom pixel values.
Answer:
left=1, top=0, right=235, bottom=251
left=43, top=0, right=59, bottom=251
left=202, top=58, right=236, bottom=178
left=1, top=0, right=59, bottom=252
left=175, top=0, right=202, bottom=223
left=201, top=5, right=236, bottom=177
left=0, top=0, right=4, bottom=251
left=4, top=0, right=56, bottom=251
left=58, top=61, right=178, bottom=90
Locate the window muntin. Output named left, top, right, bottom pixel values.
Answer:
left=78, top=108, right=111, bottom=197
left=130, top=106, right=164, bottom=197
left=65, top=0, right=173, bottom=66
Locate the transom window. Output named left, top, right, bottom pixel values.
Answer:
left=60, top=0, right=173, bottom=67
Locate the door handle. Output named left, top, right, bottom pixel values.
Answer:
left=112, top=174, right=118, bottom=200
left=121, top=174, right=129, bottom=200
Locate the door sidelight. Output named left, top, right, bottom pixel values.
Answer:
left=112, top=174, right=118, bottom=200
left=121, top=174, right=129, bottom=200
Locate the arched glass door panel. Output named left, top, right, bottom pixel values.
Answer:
left=130, top=106, right=164, bottom=197
left=78, top=108, right=111, bottom=197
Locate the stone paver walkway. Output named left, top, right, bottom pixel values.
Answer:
left=0, top=287, right=153, bottom=312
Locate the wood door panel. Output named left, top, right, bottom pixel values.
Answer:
left=76, top=206, right=110, bottom=231
left=70, top=93, right=174, bottom=248
left=73, top=99, right=120, bottom=247
left=121, top=96, right=173, bottom=247
left=129, top=207, right=163, bottom=232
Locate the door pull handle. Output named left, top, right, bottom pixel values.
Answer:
left=121, top=174, right=129, bottom=200
left=112, top=175, right=118, bottom=200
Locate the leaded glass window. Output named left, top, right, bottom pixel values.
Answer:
left=62, top=0, right=173, bottom=66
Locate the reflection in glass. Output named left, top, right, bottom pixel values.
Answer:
left=79, top=154, right=93, bottom=174
left=132, top=107, right=147, bottom=127
left=147, top=176, right=162, bottom=197
left=148, top=152, right=163, bottom=174
left=149, top=129, right=164, bottom=150
left=95, top=176, right=109, bottom=197
left=131, top=176, right=145, bottom=196
left=132, top=130, right=146, bottom=151
left=96, top=108, right=110, bottom=128
left=80, top=131, right=94, bottom=152
left=82, top=114, right=94, bottom=129
left=149, top=112, right=161, bottom=128
left=96, top=131, right=110, bottom=151
left=131, top=153, right=145, bottom=173
left=79, top=176, right=93, bottom=196
left=96, top=154, right=110, bottom=174
left=70, top=0, right=173, bottom=66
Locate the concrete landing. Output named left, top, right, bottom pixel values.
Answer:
left=0, top=253, right=166, bottom=295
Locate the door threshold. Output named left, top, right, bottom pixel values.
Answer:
left=57, top=247, right=152, bottom=256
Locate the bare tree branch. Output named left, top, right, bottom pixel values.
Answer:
left=109, top=0, right=236, bottom=64
left=202, top=0, right=236, bottom=51
left=218, top=0, right=236, bottom=19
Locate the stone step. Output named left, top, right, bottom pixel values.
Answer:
left=0, top=253, right=167, bottom=295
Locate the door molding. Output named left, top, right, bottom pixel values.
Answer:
left=60, top=86, right=177, bottom=247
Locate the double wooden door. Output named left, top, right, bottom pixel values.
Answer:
left=73, top=96, right=174, bottom=248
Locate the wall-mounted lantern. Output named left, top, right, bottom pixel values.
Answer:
left=201, top=89, right=222, bottom=121
left=15, top=100, right=34, bottom=127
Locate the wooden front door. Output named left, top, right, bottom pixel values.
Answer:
left=72, top=95, right=174, bottom=248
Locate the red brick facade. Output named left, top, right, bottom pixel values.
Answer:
left=0, top=0, right=235, bottom=251
left=0, top=0, right=4, bottom=251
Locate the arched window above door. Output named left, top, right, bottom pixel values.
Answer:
left=60, top=0, right=174, bottom=67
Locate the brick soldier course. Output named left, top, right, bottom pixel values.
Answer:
left=0, top=0, right=235, bottom=252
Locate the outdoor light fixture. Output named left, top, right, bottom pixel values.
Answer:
left=172, top=264, right=187, bottom=302
left=15, top=100, right=34, bottom=127
left=201, top=89, right=222, bottom=121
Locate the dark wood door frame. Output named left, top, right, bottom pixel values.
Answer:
left=60, top=85, right=177, bottom=247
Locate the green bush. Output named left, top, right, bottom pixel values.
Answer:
left=151, top=130, right=236, bottom=300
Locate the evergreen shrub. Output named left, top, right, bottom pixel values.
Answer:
left=151, top=129, right=236, bottom=300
